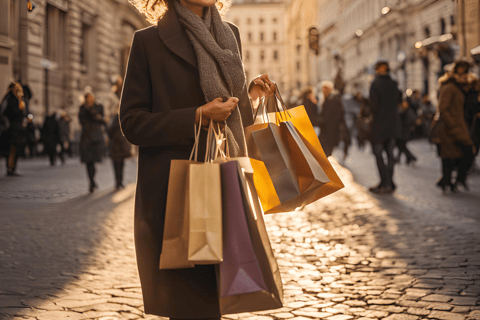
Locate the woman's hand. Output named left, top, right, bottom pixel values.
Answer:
left=249, top=74, right=277, bottom=100
left=196, top=97, right=239, bottom=127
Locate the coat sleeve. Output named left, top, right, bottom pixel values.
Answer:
left=369, top=82, right=380, bottom=114
left=119, top=32, right=198, bottom=147
left=439, top=85, right=472, bottom=146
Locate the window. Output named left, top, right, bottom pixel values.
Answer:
left=80, top=23, right=92, bottom=72
left=45, top=4, right=67, bottom=64
left=260, top=32, right=264, bottom=42
left=450, top=15, right=455, bottom=26
left=273, top=50, right=278, bottom=61
left=424, top=26, right=430, bottom=38
left=259, top=17, right=264, bottom=24
left=273, top=32, right=277, bottom=42
left=296, top=61, right=301, bottom=71
left=260, top=50, right=265, bottom=62
left=440, top=18, right=446, bottom=35
left=245, top=50, right=250, bottom=62
left=248, top=32, right=252, bottom=41
left=0, top=0, right=9, bottom=36
left=273, top=17, right=278, bottom=24
left=296, top=44, right=302, bottom=54
left=247, top=18, right=251, bottom=25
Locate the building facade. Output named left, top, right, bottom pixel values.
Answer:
left=0, top=0, right=148, bottom=135
left=315, top=0, right=457, bottom=103
left=227, top=0, right=288, bottom=92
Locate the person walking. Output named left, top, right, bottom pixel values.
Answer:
left=58, top=111, right=71, bottom=162
left=436, top=60, right=475, bottom=192
left=396, top=99, right=417, bottom=165
left=107, top=113, right=132, bottom=190
left=25, top=114, right=38, bottom=158
left=120, top=0, right=276, bottom=318
left=318, top=80, right=346, bottom=157
left=79, top=91, right=105, bottom=193
left=368, top=60, right=402, bottom=194
left=301, top=87, right=320, bottom=135
left=42, top=112, right=60, bottom=166
left=0, top=82, right=27, bottom=176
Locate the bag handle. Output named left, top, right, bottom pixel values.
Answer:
left=189, top=108, right=203, bottom=162
left=252, top=82, right=292, bottom=124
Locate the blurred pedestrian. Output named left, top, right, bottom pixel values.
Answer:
left=26, top=114, right=38, bottom=158
left=58, top=111, right=71, bottom=162
left=42, top=112, right=60, bottom=166
left=0, top=82, right=27, bottom=176
left=354, top=93, right=372, bottom=150
left=107, top=113, right=132, bottom=190
left=301, top=87, right=320, bottom=135
left=396, top=99, right=417, bottom=165
left=79, top=91, right=105, bottom=193
left=436, top=59, right=475, bottom=192
left=368, top=60, right=402, bottom=194
left=318, top=80, right=346, bottom=157
left=18, top=79, right=33, bottom=114
left=463, top=73, right=480, bottom=160
left=120, top=0, right=274, bottom=318
left=419, top=94, right=436, bottom=138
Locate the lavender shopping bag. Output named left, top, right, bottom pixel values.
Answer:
left=219, top=161, right=267, bottom=297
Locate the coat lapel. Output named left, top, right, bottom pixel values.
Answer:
left=157, top=8, right=198, bottom=69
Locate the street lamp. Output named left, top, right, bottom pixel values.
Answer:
left=356, top=29, right=364, bottom=37
left=381, top=6, right=391, bottom=15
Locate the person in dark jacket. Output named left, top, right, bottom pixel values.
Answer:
left=25, top=114, right=38, bottom=158
left=436, top=60, right=475, bottom=192
left=318, top=80, right=346, bottom=157
left=120, top=0, right=275, bottom=318
left=79, top=91, right=105, bottom=193
left=301, top=86, right=319, bottom=134
left=354, top=93, right=372, bottom=150
left=58, top=111, right=71, bottom=162
left=368, top=60, right=402, bottom=194
left=396, top=99, right=418, bottom=165
left=0, top=82, right=27, bottom=176
left=42, top=112, right=60, bottom=166
left=107, top=114, right=132, bottom=190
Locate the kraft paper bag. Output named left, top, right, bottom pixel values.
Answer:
left=159, top=160, right=197, bottom=269
left=219, top=161, right=266, bottom=298
left=187, top=161, right=223, bottom=264
left=218, top=159, right=283, bottom=315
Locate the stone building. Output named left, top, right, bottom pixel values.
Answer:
left=315, top=0, right=457, bottom=102
left=226, top=0, right=288, bottom=92
left=0, top=0, right=148, bottom=135
left=456, top=0, right=480, bottom=57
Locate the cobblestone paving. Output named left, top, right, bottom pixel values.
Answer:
left=1, top=159, right=479, bottom=320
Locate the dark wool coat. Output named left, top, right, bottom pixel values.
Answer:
left=0, top=92, right=26, bottom=156
left=318, top=91, right=345, bottom=156
left=369, top=74, right=402, bottom=143
left=42, top=114, right=60, bottom=155
left=119, top=7, right=254, bottom=319
left=79, top=104, right=105, bottom=163
left=107, top=114, right=132, bottom=161
left=438, top=76, right=473, bottom=159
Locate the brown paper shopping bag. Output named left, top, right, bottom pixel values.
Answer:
left=187, top=122, right=223, bottom=264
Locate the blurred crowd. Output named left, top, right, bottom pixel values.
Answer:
left=285, top=58, right=480, bottom=194
left=0, top=75, right=133, bottom=192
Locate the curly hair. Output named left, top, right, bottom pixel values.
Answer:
left=128, top=0, right=232, bottom=24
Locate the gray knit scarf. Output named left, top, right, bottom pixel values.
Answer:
left=174, top=1, right=247, bottom=157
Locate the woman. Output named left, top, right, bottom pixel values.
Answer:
left=436, top=60, right=475, bottom=192
left=42, top=112, right=60, bottom=166
left=79, top=91, right=105, bottom=193
left=121, top=0, right=275, bottom=319
left=301, top=87, right=319, bottom=134
left=0, top=82, right=27, bottom=176
left=107, top=113, right=132, bottom=190
left=396, top=99, right=417, bottom=165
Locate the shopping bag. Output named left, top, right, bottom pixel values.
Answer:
left=219, top=161, right=267, bottom=298
left=188, top=122, right=223, bottom=264
left=160, top=110, right=206, bottom=270
left=249, top=88, right=344, bottom=214
left=159, top=159, right=196, bottom=269
left=218, top=159, right=284, bottom=315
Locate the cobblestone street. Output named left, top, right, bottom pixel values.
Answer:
left=0, top=150, right=479, bottom=320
